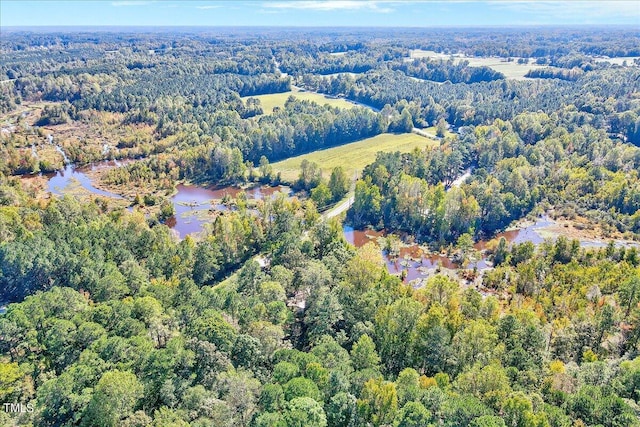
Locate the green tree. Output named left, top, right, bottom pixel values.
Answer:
left=254, top=412, right=286, bottom=427
left=397, top=108, right=414, bottom=133
left=259, top=155, right=273, bottom=183
left=329, top=166, right=349, bottom=202
left=273, top=361, right=300, bottom=385
left=454, top=363, right=511, bottom=410
left=358, top=378, right=398, bottom=427
left=216, top=369, right=261, bottom=427
left=442, top=395, right=493, bottom=427
left=150, top=407, right=189, bottom=427
left=259, top=383, right=285, bottom=413
left=0, top=362, right=24, bottom=402
left=159, top=199, right=175, bottom=222
left=394, top=401, right=432, bottom=427
left=304, top=287, right=344, bottom=344
left=351, top=334, right=381, bottom=371
left=375, top=298, right=422, bottom=375
left=284, top=377, right=322, bottom=402
left=469, top=415, right=507, bottom=427
left=81, top=370, right=143, bottom=427
left=395, top=368, right=422, bottom=406
left=297, top=160, right=322, bottom=191
left=436, top=118, right=448, bottom=138
left=619, top=274, right=640, bottom=317
left=326, top=392, right=357, bottom=427
left=493, top=237, right=509, bottom=266
left=351, top=179, right=382, bottom=228
left=283, top=397, right=328, bottom=427
left=504, top=392, right=532, bottom=420
left=311, top=183, right=333, bottom=209
left=451, top=319, right=498, bottom=371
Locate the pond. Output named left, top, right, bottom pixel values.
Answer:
left=47, top=161, right=126, bottom=199
left=169, top=183, right=292, bottom=238
left=28, top=157, right=293, bottom=239
left=343, top=217, right=558, bottom=284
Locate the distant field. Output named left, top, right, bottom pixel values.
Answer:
left=594, top=56, right=640, bottom=66
left=270, top=132, right=438, bottom=182
left=407, top=49, right=547, bottom=80
left=457, top=57, right=548, bottom=80
left=243, top=90, right=355, bottom=115
left=409, top=49, right=451, bottom=60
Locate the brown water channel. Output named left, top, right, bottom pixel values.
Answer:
left=342, top=217, right=554, bottom=284
left=169, top=184, right=291, bottom=238
left=33, top=158, right=631, bottom=283
left=32, top=157, right=292, bottom=239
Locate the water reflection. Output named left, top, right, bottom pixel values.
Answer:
left=47, top=163, right=124, bottom=199
left=343, top=217, right=556, bottom=284
left=169, top=184, right=291, bottom=238
left=474, top=217, right=553, bottom=251
left=342, top=225, right=384, bottom=247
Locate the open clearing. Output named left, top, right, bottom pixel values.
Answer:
left=407, top=49, right=548, bottom=80
left=270, top=132, right=438, bottom=182
left=243, top=89, right=356, bottom=115
left=594, top=56, right=640, bottom=66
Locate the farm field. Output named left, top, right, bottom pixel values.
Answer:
left=243, top=89, right=356, bottom=115
left=270, top=132, right=437, bottom=182
left=408, top=49, right=548, bottom=79
left=594, top=56, right=640, bottom=66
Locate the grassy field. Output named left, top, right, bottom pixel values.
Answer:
left=422, top=125, right=456, bottom=139
left=407, top=49, right=547, bottom=80
left=409, top=49, right=451, bottom=60
left=594, top=56, right=640, bottom=66
left=243, top=90, right=356, bottom=115
left=270, top=132, right=438, bottom=182
left=457, top=57, right=547, bottom=80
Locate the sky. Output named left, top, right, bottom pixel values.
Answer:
left=1, top=1, right=639, bottom=28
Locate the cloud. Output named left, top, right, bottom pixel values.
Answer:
left=262, top=1, right=398, bottom=13
left=261, top=0, right=640, bottom=21
left=486, top=1, right=640, bottom=21
left=196, top=5, right=222, bottom=9
left=111, top=1, right=155, bottom=6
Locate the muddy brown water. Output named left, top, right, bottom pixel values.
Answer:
left=342, top=217, right=553, bottom=284
left=32, top=161, right=292, bottom=239
left=169, top=184, right=291, bottom=238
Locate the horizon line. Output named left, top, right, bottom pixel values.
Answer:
left=3, top=24, right=638, bottom=30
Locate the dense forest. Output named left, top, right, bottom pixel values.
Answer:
left=1, top=27, right=640, bottom=427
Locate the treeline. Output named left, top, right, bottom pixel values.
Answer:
left=98, top=97, right=383, bottom=188
left=304, top=66, right=640, bottom=144
left=525, top=67, right=585, bottom=81
left=275, top=50, right=378, bottom=76
left=391, top=58, right=505, bottom=84
left=393, top=27, right=640, bottom=58
left=348, top=113, right=640, bottom=245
